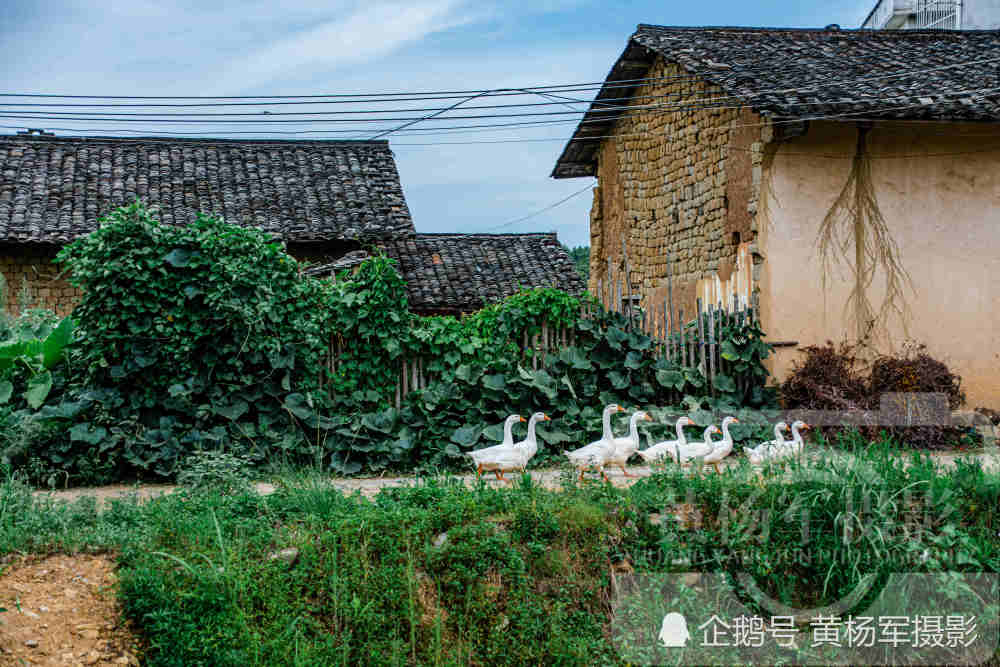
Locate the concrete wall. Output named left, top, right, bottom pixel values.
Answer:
left=588, top=57, right=767, bottom=318
left=759, top=120, right=1000, bottom=407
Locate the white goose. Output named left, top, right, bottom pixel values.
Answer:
left=511, top=411, right=551, bottom=473
left=703, top=416, right=739, bottom=473
left=674, top=425, right=722, bottom=465
left=636, top=416, right=696, bottom=464
left=469, top=414, right=525, bottom=480
left=565, top=403, right=626, bottom=481
left=784, top=420, right=811, bottom=457
left=607, top=410, right=654, bottom=477
left=745, top=422, right=791, bottom=465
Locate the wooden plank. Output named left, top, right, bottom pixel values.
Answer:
left=597, top=278, right=604, bottom=309
left=395, top=373, right=401, bottom=409
left=708, top=304, right=716, bottom=394
left=622, top=232, right=632, bottom=329
left=679, top=307, right=686, bottom=367
left=541, top=319, right=548, bottom=364
left=606, top=257, right=613, bottom=310
left=666, top=250, right=674, bottom=342
left=697, top=297, right=705, bottom=376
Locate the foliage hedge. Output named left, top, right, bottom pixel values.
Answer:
left=1, top=203, right=775, bottom=486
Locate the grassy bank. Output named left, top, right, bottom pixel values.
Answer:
left=2, top=436, right=999, bottom=665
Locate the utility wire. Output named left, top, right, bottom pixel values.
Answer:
left=481, top=184, right=594, bottom=231
left=2, top=52, right=997, bottom=116
left=6, top=83, right=1000, bottom=140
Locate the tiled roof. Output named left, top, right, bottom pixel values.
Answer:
left=553, top=25, right=1000, bottom=177
left=0, top=135, right=415, bottom=243
left=305, top=233, right=586, bottom=313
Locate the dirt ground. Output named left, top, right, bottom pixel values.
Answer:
left=0, top=555, right=141, bottom=667
left=30, top=446, right=1000, bottom=509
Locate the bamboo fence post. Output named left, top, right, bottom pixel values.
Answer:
left=666, top=250, right=674, bottom=340
left=708, top=304, right=717, bottom=395
left=597, top=278, right=603, bottom=309
left=606, top=257, right=613, bottom=311
left=541, top=319, right=548, bottom=365
left=697, top=297, right=705, bottom=376
left=679, top=307, right=686, bottom=367
left=667, top=300, right=673, bottom=363
left=661, top=300, right=668, bottom=360
left=402, top=358, right=409, bottom=397
left=622, top=233, right=632, bottom=329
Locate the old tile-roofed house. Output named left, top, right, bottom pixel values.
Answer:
left=0, top=134, right=582, bottom=316
left=306, top=233, right=585, bottom=315
left=554, top=25, right=1000, bottom=405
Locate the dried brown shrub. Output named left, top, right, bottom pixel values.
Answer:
left=779, top=341, right=970, bottom=450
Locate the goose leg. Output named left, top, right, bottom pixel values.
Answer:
left=619, top=465, right=637, bottom=478
left=494, top=471, right=503, bottom=482
left=476, top=464, right=483, bottom=480
left=600, top=468, right=610, bottom=483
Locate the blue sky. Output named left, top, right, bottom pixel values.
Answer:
left=2, top=0, right=876, bottom=247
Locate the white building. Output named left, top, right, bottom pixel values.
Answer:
left=862, top=0, right=1000, bottom=29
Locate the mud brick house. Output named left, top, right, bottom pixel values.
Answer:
left=552, top=25, right=1000, bottom=406
left=0, top=134, right=581, bottom=317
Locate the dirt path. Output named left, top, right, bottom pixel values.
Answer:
left=31, top=448, right=1000, bottom=509
left=0, top=554, right=141, bottom=666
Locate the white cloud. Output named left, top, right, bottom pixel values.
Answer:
left=223, top=0, right=476, bottom=93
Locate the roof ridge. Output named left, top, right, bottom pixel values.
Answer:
left=634, top=23, right=1000, bottom=35
left=413, top=231, right=558, bottom=238
left=0, top=134, right=391, bottom=147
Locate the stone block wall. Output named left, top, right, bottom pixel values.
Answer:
left=0, top=246, right=80, bottom=316
left=589, top=57, right=770, bottom=317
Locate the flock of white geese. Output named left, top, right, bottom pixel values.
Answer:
left=469, top=404, right=811, bottom=482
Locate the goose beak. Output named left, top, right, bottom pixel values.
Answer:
left=519, top=416, right=527, bottom=423
left=617, top=406, right=626, bottom=412
left=733, top=419, right=740, bottom=424
left=543, top=415, right=552, bottom=421
left=644, top=415, right=653, bottom=422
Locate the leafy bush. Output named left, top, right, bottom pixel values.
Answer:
left=176, top=450, right=254, bottom=495
left=4, top=203, right=777, bottom=484
left=49, top=201, right=340, bottom=477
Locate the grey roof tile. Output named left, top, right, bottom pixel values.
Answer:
left=305, top=233, right=585, bottom=313
left=0, top=135, right=415, bottom=243
left=554, top=25, right=1000, bottom=178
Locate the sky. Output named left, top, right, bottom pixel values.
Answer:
left=2, top=0, right=877, bottom=248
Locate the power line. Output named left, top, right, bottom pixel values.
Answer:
left=2, top=52, right=997, bottom=114
left=481, top=184, right=594, bottom=231
left=4, top=84, right=999, bottom=145
left=0, top=72, right=716, bottom=102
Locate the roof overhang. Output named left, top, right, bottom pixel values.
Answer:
left=550, top=40, right=658, bottom=179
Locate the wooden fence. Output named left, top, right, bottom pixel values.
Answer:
left=324, top=234, right=766, bottom=406
left=325, top=299, right=758, bottom=408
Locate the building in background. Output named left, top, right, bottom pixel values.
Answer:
left=862, top=0, right=1000, bottom=30
left=552, top=25, right=1000, bottom=406
left=0, top=134, right=582, bottom=317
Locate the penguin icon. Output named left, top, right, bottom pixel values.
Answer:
left=658, top=612, right=690, bottom=647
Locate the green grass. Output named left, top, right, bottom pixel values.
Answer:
left=2, top=435, right=1000, bottom=666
